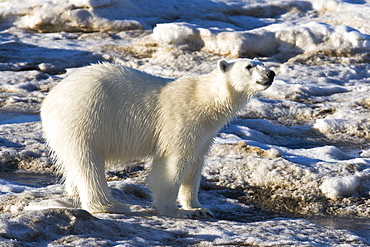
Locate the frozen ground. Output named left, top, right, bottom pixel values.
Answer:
left=1, top=0, right=370, bottom=245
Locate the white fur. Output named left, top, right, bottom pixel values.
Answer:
left=40, top=58, right=274, bottom=218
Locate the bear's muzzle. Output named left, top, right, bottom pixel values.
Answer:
left=257, top=70, right=275, bottom=87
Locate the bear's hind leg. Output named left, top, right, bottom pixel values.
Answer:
left=67, top=154, right=130, bottom=214
left=54, top=159, right=78, bottom=197
left=63, top=172, right=78, bottom=197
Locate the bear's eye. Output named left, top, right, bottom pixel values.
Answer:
left=245, top=65, right=253, bottom=70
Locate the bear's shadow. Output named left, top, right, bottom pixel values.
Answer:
left=108, top=178, right=279, bottom=223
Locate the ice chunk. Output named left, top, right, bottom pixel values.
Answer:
left=0, top=179, right=32, bottom=194
left=152, top=23, right=202, bottom=47
left=152, top=21, right=370, bottom=58
left=320, top=175, right=360, bottom=199
left=71, top=0, right=111, bottom=8
left=0, top=0, right=142, bottom=32
left=312, top=119, right=362, bottom=136
left=0, top=41, right=103, bottom=73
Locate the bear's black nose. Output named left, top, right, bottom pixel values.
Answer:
left=267, top=70, right=275, bottom=80
left=257, top=70, right=275, bottom=87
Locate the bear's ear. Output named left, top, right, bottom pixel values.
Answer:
left=217, top=59, right=229, bottom=73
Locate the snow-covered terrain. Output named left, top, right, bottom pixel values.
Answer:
left=1, top=0, right=370, bottom=245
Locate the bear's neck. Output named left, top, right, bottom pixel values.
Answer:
left=195, top=70, right=254, bottom=120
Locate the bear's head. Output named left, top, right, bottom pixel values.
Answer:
left=217, top=58, right=275, bottom=93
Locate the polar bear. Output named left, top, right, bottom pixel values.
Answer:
left=41, top=58, right=275, bottom=218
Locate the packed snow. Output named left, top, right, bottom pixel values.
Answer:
left=1, top=0, right=370, bottom=245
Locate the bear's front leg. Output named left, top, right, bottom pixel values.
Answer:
left=149, top=156, right=213, bottom=218
left=178, top=157, right=214, bottom=219
left=148, top=156, right=183, bottom=217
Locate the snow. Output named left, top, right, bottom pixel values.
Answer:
left=152, top=21, right=370, bottom=58
left=1, top=0, right=370, bottom=245
left=0, top=182, right=367, bottom=246
left=320, top=175, right=361, bottom=200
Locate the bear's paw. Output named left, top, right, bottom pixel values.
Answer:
left=87, top=201, right=131, bottom=214
left=178, top=208, right=214, bottom=219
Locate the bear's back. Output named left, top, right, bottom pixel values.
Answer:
left=41, top=63, right=173, bottom=160
left=65, top=63, right=171, bottom=94
left=43, top=63, right=172, bottom=115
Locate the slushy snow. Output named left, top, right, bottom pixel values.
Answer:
left=1, top=0, right=370, bottom=245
